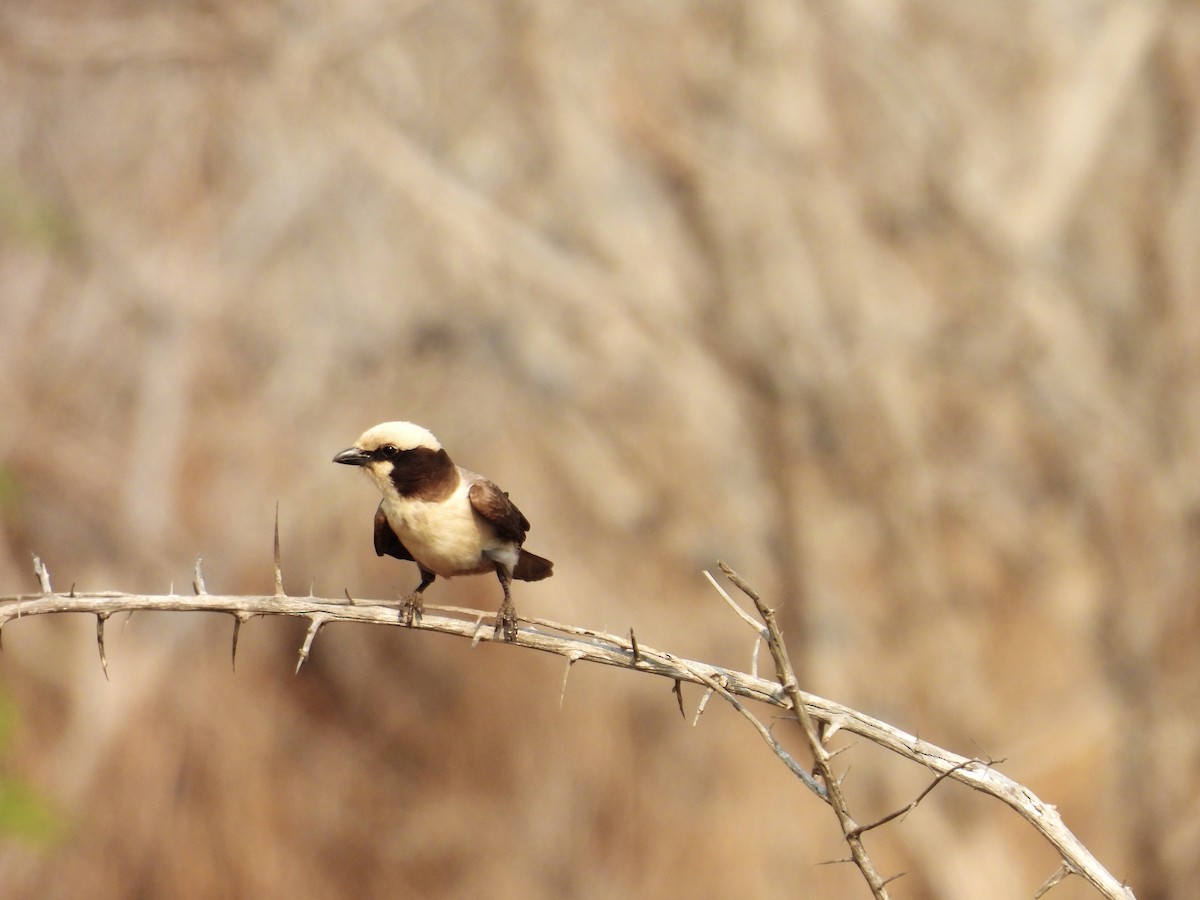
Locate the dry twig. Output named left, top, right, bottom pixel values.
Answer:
left=0, top=553, right=1134, bottom=900
left=717, top=561, right=890, bottom=896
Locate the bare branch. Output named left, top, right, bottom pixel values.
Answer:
left=703, top=569, right=767, bottom=638
left=676, top=658, right=826, bottom=800
left=850, top=758, right=987, bottom=837
left=0, top=586, right=1136, bottom=900
left=717, top=561, right=891, bottom=897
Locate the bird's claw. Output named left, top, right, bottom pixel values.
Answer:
left=399, top=593, right=424, bottom=626
left=493, top=604, right=518, bottom=642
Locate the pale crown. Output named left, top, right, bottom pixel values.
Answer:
left=354, top=421, right=442, bottom=453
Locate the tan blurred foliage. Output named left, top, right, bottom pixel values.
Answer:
left=1, top=1, right=1199, bottom=897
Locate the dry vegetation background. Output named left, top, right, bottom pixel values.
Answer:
left=1, top=1, right=1198, bottom=898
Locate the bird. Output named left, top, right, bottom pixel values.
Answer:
left=333, top=421, right=553, bottom=640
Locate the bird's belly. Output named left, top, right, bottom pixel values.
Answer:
left=383, top=495, right=493, bottom=577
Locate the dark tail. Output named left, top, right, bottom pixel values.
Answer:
left=514, top=549, right=553, bottom=581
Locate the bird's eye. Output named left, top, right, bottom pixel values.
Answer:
left=378, top=444, right=400, bottom=460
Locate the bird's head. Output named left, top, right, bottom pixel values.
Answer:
left=333, top=421, right=454, bottom=499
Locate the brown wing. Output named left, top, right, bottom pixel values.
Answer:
left=373, top=502, right=414, bottom=561
left=468, top=479, right=530, bottom=544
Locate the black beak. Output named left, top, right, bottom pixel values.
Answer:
left=333, top=447, right=371, bottom=466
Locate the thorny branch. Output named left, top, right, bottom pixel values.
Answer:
left=716, top=561, right=890, bottom=898
left=0, top=554, right=1134, bottom=900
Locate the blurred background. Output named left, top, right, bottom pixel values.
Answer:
left=1, top=1, right=1197, bottom=897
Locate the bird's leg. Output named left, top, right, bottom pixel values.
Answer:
left=492, top=565, right=518, bottom=641
left=401, top=568, right=436, bottom=625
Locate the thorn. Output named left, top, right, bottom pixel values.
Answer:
left=344, top=587, right=357, bottom=605
left=823, top=718, right=844, bottom=743
left=231, top=612, right=247, bottom=672
left=629, top=628, right=640, bottom=664
left=470, top=614, right=487, bottom=648
left=193, top=558, right=208, bottom=595
left=308, top=577, right=315, bottom=598
left=827, top=743, right=853, bottom=760
left=96, top=613, right=110, bottom=680
left=273, top=502, right=284, bottom=597
left=672, top=679, right=685, bottom=718
left=122, top=610, right=135, bottom=631
left=70, top=583, right=76, bottom=598
left=816, top=856, right=856, bottom=868
left=559, top=652, right=584, bottom=708
left=31, top=553, right=52, bottom=594
left=295, top=614, right=325, bottom=674
left=169, top=580, right=175, bottom=596
left=692, top=687, right=714, bottom=727
left=1034, top=862, right=1075, bottom=899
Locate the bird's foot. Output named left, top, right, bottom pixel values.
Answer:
left=399, top=592, right=424, bottom=626
left=493, top=602, right=518, bottom=642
